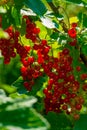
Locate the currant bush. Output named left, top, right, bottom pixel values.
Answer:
left=1, top=14, right=87, bottom=121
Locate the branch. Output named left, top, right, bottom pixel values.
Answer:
left=80, top=49, right=87, bottom=66
left=47, top=2, right=68, bottom=32
left=48, top=2, right=59, bottom=14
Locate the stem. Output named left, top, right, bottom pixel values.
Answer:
left=19, top=36, right=24, bottom=45
left=47, top=2, right=69, bottom=32
left=58, top=6, right=70, bottom=29
left=47, top=2, right=59, bottom=14
left=80, top=49, right=87, bottom=66
left=51, top=42, right=53, bottom=57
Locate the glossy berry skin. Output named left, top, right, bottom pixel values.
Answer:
left=62, top=48, right=69, bottom=55
left=41, top=39, right=47, bottom=46
left=28, top=56, right=34, bottom=64
left=76, top=66, right=81, bottom=71
left=21, top=66, right=27, bottom=73
left=33, top=27, right=40, bottom=34
left=62, top=104, right=68, bottom=110
left=25, top=18, right=40, bottom=42
left=80, top=74, right=87, bottom=80
left=75, top=104, right=82, bottom=110
left=83, top=84, right=87, bottom=91
left=68, top=28, right=77, bottom=38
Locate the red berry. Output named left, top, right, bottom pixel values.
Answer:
left=21, top=66, right=27, bottom=73
left=68, top=75, right=74, bottom=81
left=69, top=40, right=76, bottom=46
left=33, top=27, right=40, bottom=34
left=21, top=58, right=28, bottom=67
left=76, top=66, right=81, bottom=71
left=62, top=48, right=69, bottom=55
left=23, top=15, right=28, bottom=19
left=44, top=47, right=50, bottom=53
left=4, top=57, right=10, bottom=64
left=43, top=88, right=48, bottom=95
left=68, top=28, right=77, bottom=38
left=79, top=96, right=84, bottom=104
left=24, top=45, right=31, bottom=52
left=28, top=56, right=34, bottom=64
left=11, top=52, right=16, bottom=57
left=71, top=93, right=76, bottom=98
left=41, top=40, right=47, bottom=46
left=80, top=73, right=87, bottom=80
left=37, top=55, right=44, bottom=64
left=72, top=23, right=77, bottom=28
left=23, top=81, right=29, bottom=88
left=75, top=104, right=82, bottom=110
left=48, top=78, right=54, bottom=85
left=23, top=81, right=32, bottom=91
left=73, top=114, right=80, bottom=120
left=83, top=84, right=87, bottom=91
left=62, top=104, right=68, bottom=110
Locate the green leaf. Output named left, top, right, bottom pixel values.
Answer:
left=28, top=76, right=46, bottom=96
left=20, top=8, right=36, bottom=16
left=52, top=20, right=59, bottom=28
left=44, top=112, right=72, bottom=130
left=66, top=0, right=85, bottom=4
left=81, top=44, right=87, bottom=55
left=0, top=108, right=50, bottom=130
left=56, top=14, right=64, bottom=20
left=0, top=84, right=16, bottom=94
left=0, top=89, right=6, bottom=97
left=1, top=6, right=21, bottom=29
left=51, top=32, right=59, bottom=39
left=35, top=21, right=47, bottom=39
left=78, top=12, right=83, bottom=27
left=14, top=0, right=24, bottom=9
left=41, top=17, right=58, bottom=28
left=11, top=77, right=27, bottom=94
left=19, top=18, right=26, bottom=36
left=0, top=89, right=37, bottom=108
left=11, top=7, right=21, bottom=27
left=0, top=6, right=7, bottom=13
left=0, top=28, right=9, bottom=39
left=24, top=0, right=47, bottom=16
left=1, top=8, right=14, bottom=29
left=83, top=14, right=87, bottom=27
left=0, top=56, right=20, bottom=85
left=12, top=76, right=46, bottom=95
left=47, top=0, right=52, bottom=2
left=82, top=0, right=87, bottom=4
left=0, top=89, right=50, bottom=130
left=74, top=114, right=87, bottom=130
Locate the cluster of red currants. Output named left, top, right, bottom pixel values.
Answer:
left=1, top=16, right=87, bottom=120
left=20, top=55, right=42, bottom=91
left=0, top=25, right=29, bottom=64
left=43, top=48, right=85, bottom=120
left=24, top=16, right=40, bottom=43
left=68, top=23, right=77, bottom=46
left=20, top=40, right=51, bottom=91
left=20, top=17, right=87, bottom=119
left=0, top=26, right=17, bottom=64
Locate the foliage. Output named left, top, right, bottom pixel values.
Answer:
left=1, top=0, right=87, bottom=130
left=0, top=89, right=50, bottom=130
